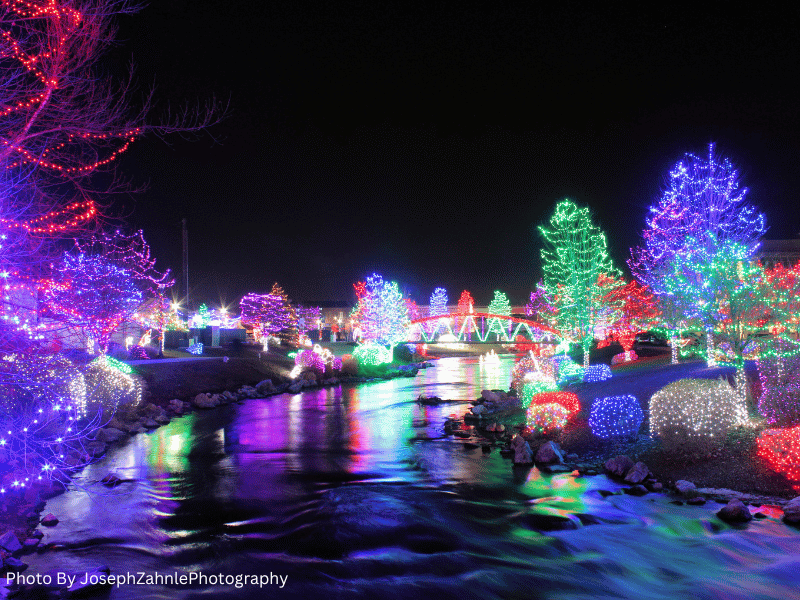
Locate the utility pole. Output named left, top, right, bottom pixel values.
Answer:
left=182, top=218, right=189, bottom=317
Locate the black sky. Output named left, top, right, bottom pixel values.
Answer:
left=111, top=1, right=800, bottom=310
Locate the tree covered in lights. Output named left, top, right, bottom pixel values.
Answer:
left=270, top=282, right=299, bottom=345
left=429, top=287, right=448, bottom=317
left=761, top=261, right=800, bottom=337
left=525, top=281, right=558, bottom=327
left=456, top=290, right=474, bottom=337
left=43, top=253, right=143, bottom=353
left=603, top=278, right=660, bottom=361
left=629, top=145, right=766, bottom=366
left=353, top=273, right=409, bottom=349
left=487, top=290, right=511, bottom=337
left=296, top=305, right=322, bottom=333
left=539, top=199, right=620, bottom=367
left=239, top=293, right=284, bottom=341
left=663, top=237, right=768, bottom=380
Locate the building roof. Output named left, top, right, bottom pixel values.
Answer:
left=758, top=239, right=800, bottom=254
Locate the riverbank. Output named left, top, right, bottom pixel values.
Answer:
left=3, top=347, right=798, bottom=577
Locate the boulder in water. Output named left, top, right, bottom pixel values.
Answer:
left=783, top=496, right=800, bottom=524
left=623, top=462, right=651, bottom=484
left=675, top=480, right=698, bottom=497
left=511, top=434, right=533, bottom=464
left=603, top=455, right=634, bottom=478
left=717, top=498, right=752, bottom=524
left=0, top=531, right=21, bottom=552
left=535, top=441, right=564, bottom=465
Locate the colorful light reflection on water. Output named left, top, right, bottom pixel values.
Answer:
left=22, top=356, right=800, bottom=600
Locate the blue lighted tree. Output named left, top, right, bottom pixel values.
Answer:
left=429, top=287, right=449, bottom=318
left=356, top=274, right=409, bottom=349
left=629, top=145, right=767, bottom=365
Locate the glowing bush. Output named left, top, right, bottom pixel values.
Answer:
left=353, top=343, right=392, bottom=367
left=187, top=343, right=203, bottom=355
left=527, top=403, right=568, bottom=433
left=551, top=355, right=573, bottom=376
left=0, top=354, right=90, bottom=487
left=520, top=374, right=558, bottom=408
left=511, top=354, right=540, bottom=395
left=84, top=355, right=143, bottom=411
left=557, top=361, right=584, bottom=385
left=589, top=395, right=643, bottom=439
left=296, top=349, right=325, bottom=373
left=128, top=345, right=150, bottom=360
left=756, top=426, right=800, bottom=484
left=649, top=378, right=748, bottom=449
left=529, top=391, right=580, bottom=416
left=611, top=350, right=638, bottom=365
left=583, top=364, right=612, bottom=383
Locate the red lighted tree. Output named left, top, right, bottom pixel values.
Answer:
left=0, top=0, right=215, bottom=201
left=604, top=279, right=660, bottom=361
left=762, top=262, right=800, bottom=336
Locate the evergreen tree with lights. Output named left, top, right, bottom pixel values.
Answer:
left=270, top=282, right=299, bottom=345
left=539, top=199, right=620, bottom=367
left=429, top=287, right=449, bottom=317
left=456, top=290, right=475, bottom=338
left=487, top=290, right=512, bottom=339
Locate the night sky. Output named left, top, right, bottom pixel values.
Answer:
left=111, top=2, right=800, bottom=310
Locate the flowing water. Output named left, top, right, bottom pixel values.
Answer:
left=21, top=357, right=800, bottom=599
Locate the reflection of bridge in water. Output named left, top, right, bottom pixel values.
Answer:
left=406, top=312, right=562, bottom=343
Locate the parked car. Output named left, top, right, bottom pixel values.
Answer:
left=634, top=331, right=668, bottom=346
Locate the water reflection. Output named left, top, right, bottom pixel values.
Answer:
left=24, top=356, right=800, bottom=600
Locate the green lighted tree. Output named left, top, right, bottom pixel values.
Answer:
left=487, top=290, right=511, bottom=339
left=539, top=199, right=620, bottom=367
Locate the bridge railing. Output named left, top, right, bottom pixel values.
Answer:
left=405, top=312, right=562, bottom=343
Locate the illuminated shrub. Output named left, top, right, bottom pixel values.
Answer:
left=649, top=378, right=748, bottom=449
left=0, top=354, right=91, bottom=485
left=520, top=374, right=558, bottom=408
left=589, top=395, right=643, bottom=439
left=511, top=354, right=540, bottom=395
left=553, top=357, right=583, bottom=385
left=296, top=349, right=325, bottom=373
left=583, top=364, right=612, bottom=383
left=128, top=345, right=150, bottom=360
left=529, top=391, right=580, bottom=416
left=527, top=403, right=569, bottom=433
left=756, top=426, right=800, bottom=484
left=611, top=350, right=638, bottom=365
left=84, top=355, right=143, bottom=412
left=353, top=343, right=392, bottom=367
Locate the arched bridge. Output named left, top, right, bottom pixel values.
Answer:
left=406, top=312, right=562, bottom=343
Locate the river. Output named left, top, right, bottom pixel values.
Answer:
left=22, top=356, right=800, bottom=599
